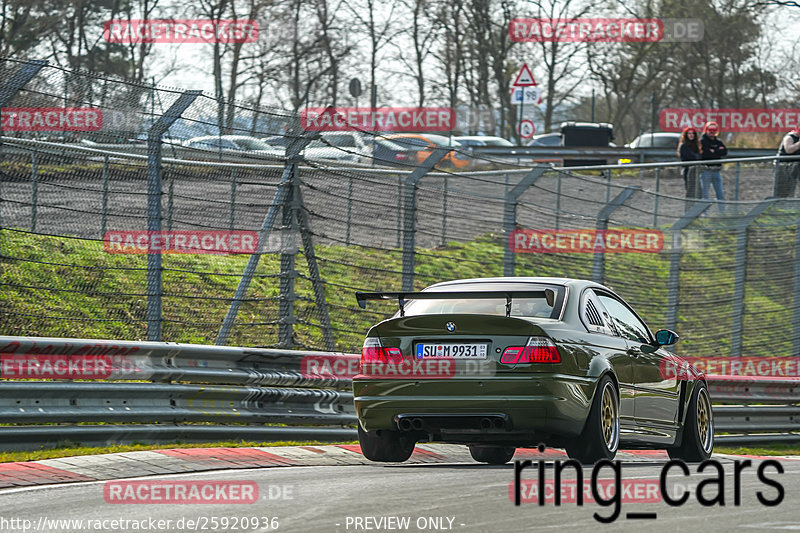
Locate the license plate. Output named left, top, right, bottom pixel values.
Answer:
left=415, top=343, right=488, bottom=359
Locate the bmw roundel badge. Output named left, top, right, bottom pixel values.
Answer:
left=445, top=322, right=456, bottom=332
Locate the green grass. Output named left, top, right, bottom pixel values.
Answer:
left=715, top=444, right=800, bottom=456
left=1, top=220, right=797, bottom=356
left=0, top=440, right=357, bottom=464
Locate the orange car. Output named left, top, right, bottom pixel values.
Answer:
left=384, top=133, right=472, bottom=170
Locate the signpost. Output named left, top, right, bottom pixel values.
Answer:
left=511, top=86, right=542, bottom=105
left=517, top=119, right=535, bottom=139
left=349, top=78, right=362, bottom=109
left=512, top=63, right=537, bottom=144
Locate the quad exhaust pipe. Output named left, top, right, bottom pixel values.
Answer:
left=396, top=415, right=509, bottom=432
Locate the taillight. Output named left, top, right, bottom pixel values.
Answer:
left=361, top=337, right=404, bottom=368
left=500, top=337, right=561, bottom=364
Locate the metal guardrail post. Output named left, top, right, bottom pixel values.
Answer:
left=666, top=201, right=711, bottom=331
left=502, top=166, right=548, bottom=277
left=401, top=148, right=448, bottom=292
left=731, top=200, right=775, bottom=357
left=592, top=186, right=638, bottom=284
left=145, top=90, right=201, bottom=341
left=216, top=130, right=318, bottom=346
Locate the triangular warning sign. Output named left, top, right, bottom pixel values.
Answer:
left=513, top=63, right=536, bottom=87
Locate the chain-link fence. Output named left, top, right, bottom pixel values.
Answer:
left=2, top=57, right=800, bottom=357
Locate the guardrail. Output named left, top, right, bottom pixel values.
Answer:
left=469, top=145, right=778, bottom=165
left=0, top=336, right=797, bottom=450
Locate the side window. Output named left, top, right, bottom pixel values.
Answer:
left=636, top=135, right=653, bottom=148
left=597, top=293, right=651, bottom=344
left=580, top=289, right=615, bottom=336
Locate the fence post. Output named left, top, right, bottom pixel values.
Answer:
left=101, top=155, right=109, bottom=238
left=441, top=174, right=448, bottom=247
left=216, top=129, right=318, bottom=346
left=292, top=182, right=336, bottom=350
left=653, top=167, right=660, bottom=227
left=229, top=168, right=238, bottom=231
left=666, top=201, right=711, bottom=331
left=731, top=200, right=774, bottom=357
left=503, top=166, right=548, bottom=277
left=166, top=167, right=174, bottom=231
left=145, top=90, right=200, bottom=342
left=0, top=60, right=46, bottom=244
left=345, top=174, right=353, bottom=245
left=793, top=213, right=800, bottom=357
left=278, top=182, right=298, bottom=348
left=401, top=148, right=449, bottom=292
left=592, top=186, right=638, bottom=284
left=555, top=172, right=562, bottom=230
left=30, top=150, right=38, bottom=232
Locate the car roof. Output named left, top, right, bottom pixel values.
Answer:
left=424, top=276, right=606, bottom=291
left=635, top=132, right=681, bottom=138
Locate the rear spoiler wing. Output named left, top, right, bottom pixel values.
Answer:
left=355, top=290, right=555, bottom=317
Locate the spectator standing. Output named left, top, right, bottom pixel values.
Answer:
left=677, top=126, right=701, bottom=198
left=700, top=121, right=728, bottom=212
left=774, top=126, right=800, bottom=197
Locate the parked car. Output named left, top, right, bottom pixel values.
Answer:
left=454, top=135, right=514, bottom=147
left=626, top=132, right=681, bottom=149
left=527, top=132, right=562, bottom=147
left=263, top=131, right=372, bottom=164
left=384, top=133, right=471, bottom=170
left=619, top=132, right=682, bottom=165
left=372, top=137, right=417, bottom=168
left=354, top=277, right=712, bottom=464
left=184, top=135, right=275, bottom=151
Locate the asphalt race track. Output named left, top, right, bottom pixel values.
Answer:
left=0, top=445, right=797, bottom=533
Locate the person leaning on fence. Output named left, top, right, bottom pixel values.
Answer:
left=774, top=126, right=800, bottom=198
left=700, top=121, right=728, bottom=212
left=677, top=126, right=701, bottom=198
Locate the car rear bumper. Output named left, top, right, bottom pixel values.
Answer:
left=353, top=374, right=597, bottom=440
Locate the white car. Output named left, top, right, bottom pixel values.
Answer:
left=183, top=135, right=283, bottom=162
left=262, top=132, right=372, bottom=165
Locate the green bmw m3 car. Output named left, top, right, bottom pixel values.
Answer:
left=353, top=277, right=713, bottom=465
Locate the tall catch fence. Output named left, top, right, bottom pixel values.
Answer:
left=2, top=57, right=800, bottom=362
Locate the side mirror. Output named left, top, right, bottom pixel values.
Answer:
left=654, top=329, right=679, bottom=346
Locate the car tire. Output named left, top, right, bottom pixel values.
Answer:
left=468, top=445, right=516, bottom=465
left=668, top=382, right=713, bottom=462
left=566, top=375, right=620, bottom=464
left=357, top=422, right=415, bottom=463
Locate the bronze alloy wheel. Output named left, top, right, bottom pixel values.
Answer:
left=697, top=387, right=713, bottom=453
left=600, top=381, right=619, bottom=452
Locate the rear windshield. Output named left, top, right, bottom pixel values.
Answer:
left=399, top=283, right=565, bottom=319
